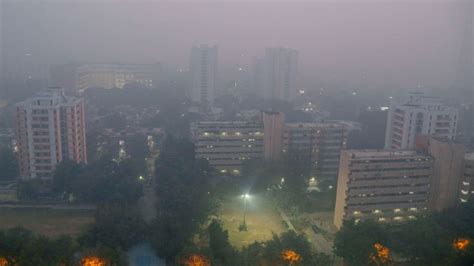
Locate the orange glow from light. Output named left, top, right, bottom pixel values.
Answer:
left=180, top=254, right=210, bottom=266
left=0, top=257, right=8, bottom=266
left=453, top=238, right=470, bottom=251
left=281, top=250, right=302, bottom=265
left=370, top=243, right=390, bottom=264
left=82, top=257, right=107, bottom=266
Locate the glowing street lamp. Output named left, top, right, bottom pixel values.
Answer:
left=239, top=193, right=250, bottom=231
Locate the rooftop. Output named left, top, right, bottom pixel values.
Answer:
left=345, top=149, right=425, bottom=159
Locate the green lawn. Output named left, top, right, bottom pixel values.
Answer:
left=0, top=207, right=94, bottom=237
left=217, top=194, right=287, bottom=249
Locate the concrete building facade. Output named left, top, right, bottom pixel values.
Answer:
left=262, top=111, right=285, bottom=161
left=256, top=47, right=298, bottom=101
left=415, top=136, right=466, bottom=211
left=191, top=121, right=264, bottom=174
left=385, top=93, right=458, bottom=149
left=460, top=153, right=474, bottom=203
left=334, top=150, right=432, bottom=229
left=283, top=122, right=348, bottom=181
left=50, top=63, right=159, bottom=91
left=190, top=44, right=218, bottom=107
left=15, top=88, right=87, bottom=179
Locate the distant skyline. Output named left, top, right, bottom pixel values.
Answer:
left=1, top=0, right=472, bottom=92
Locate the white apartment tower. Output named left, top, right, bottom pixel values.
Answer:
left=15, top=88, right=87, bottom=179
left=190, top=44, right=218, bottom=107
left=385, top=93, right=458, bottom=149
left=257, top=47, right=298, bottom=101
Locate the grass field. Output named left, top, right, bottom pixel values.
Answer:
left=0, top=207, right=94, bottom=238
left=217, top=194, right=287, bottom=249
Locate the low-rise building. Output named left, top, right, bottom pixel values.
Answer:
left=283, top=122, right=348, bottom=181
left=50, top=63, right=160, bottom=91
left=334, top=150, right=432, bottom=229
left=191, top=121, right=264, bottom=174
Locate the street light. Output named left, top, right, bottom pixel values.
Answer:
left=239, top=193, right=250, bottom=231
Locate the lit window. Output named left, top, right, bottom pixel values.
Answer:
left=373, top=210, right=381, bottom=214
left=409, top=208, right=417, bottom=211
left=394, top=209, right=401, bottom=213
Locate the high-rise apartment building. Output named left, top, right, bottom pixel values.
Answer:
left=334, top=150, right=432, bottom=229
left=460, top=153, right=474, bottom=203
left=385, top=93, right=458, bottom=149
left=256, top=47, right=298, bottom=101
left=15, top=88, right=87, bottom=179
left=283, top=123, right=348, bottom=181
left=50, top=63, right=160, bottom=91
left=190, top=44, right=218, bottom=107
left=415, top=136, right=466, bottom=211
left=191, top=121, right=263, bottom=174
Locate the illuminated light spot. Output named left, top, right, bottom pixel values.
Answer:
left=180, top=254, right=210, bottom=266
left=0, top=257, right=8, bottom=266
left=281, top=250, right=301, bottom=265
left=453, top=238, right=470, bottom=251
left=370, top=243, right=390, bottom=264
left=82, top=257, right=107, bottom=266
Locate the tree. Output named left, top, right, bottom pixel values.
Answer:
left=78, top=203, right=146, bottom=252
left=151, top=136, right=216, bottom=261
left=387, top=217, right=453, bottom=265
left=0, top=228, right=77, bottom=266
left=52, top=160, right=83, bottom=195
left=334, top=220, right=388, bottom=266
left=208, top=220, right=238, bottom=265
left=69, top=156, right=143, bottom=204
left=241, top=231, right=331, bottom=266
left=0, top=147, right=18, bottom=180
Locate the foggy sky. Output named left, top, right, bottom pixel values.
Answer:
left=1, top=0, right=472, bottom=91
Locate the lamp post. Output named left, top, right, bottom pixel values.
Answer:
left=240, top=193, right=249, bottom=231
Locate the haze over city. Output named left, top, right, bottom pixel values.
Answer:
left=0, top=0, right=473, bottom=265
left=2, top=0, right=471, bottom=91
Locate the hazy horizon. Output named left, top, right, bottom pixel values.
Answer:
left=1, top=0, right=472, bottom=92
